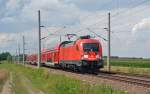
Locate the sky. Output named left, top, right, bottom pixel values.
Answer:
left=0, top=0, right=150, bottom=57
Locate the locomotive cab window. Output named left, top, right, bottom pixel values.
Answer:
left=83, top=43, right=99, bottom=52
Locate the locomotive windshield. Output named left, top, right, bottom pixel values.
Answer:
left=83, top=43, right=99, bottom=52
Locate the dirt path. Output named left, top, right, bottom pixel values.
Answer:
left=1, top=72, right=13, bottom=94
left=1, top=71, right=45, bottom=94
left=20, top=74, right=45, bottom=94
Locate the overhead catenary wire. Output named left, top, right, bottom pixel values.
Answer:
left=37, top=1, right=116, bottom=40
left=78, top=0, right=150, bottom=40
left=41, top=26, right=66, bottom=40
left=33, top=0, right=150, bottom=50
left=109, top=4, right=150, bottom=36
left=78, top=0, right=150, bottom=33
left=39, top=1, right=150, bottom=42
left=111, top=0, right=150, bottom=21
left=87, top=28, right=107, bottom=41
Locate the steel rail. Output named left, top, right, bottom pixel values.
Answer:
left=97, top=73, right=150, bottom=88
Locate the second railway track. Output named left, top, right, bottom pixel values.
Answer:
left=96, top=73, right=150, bottom=88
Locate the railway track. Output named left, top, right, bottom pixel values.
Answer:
left=96, top=73, right=150, bottom=88
left=51, top=67, right=150, bottom=88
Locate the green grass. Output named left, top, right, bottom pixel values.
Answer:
left=102, top=66, right=150, bottom=76
left=104, top=58, right=150, bottom=68
left=0, top=62, right=126, bottom=94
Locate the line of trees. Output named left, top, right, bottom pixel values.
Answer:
left=0, top=52, right=12, bottom=61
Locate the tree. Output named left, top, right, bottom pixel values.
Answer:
left=0, top=52, right=12, bottom=61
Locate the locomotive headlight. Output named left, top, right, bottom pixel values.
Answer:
left=96, top=55, right=102, bottom=59
left=81, top=55, right=88, bottom=59
left=83, top=55, right=88, bottom=58
left=96, top=55, right=100, bottom=59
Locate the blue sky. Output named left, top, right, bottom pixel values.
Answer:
left=0, top=0, right=150, bottom=57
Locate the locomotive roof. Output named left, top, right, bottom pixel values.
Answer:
left=78, top=35, right=91, bottom=39
left=60, top=41, right=75, bottom=47
left=61, top=41, right=74, bottom=44
left=43, top=35, right=99, bottom=51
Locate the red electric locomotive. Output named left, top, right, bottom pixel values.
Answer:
left=58, top=35, right=103, bottom=72
left=27, top=35, right=104, bottom=72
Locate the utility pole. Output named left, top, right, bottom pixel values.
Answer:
left=15, top=49, right=17, bottom=63
left=60, top=35, right=62, bottom=43
left=107, top=12, right=111, bottom=72
left=22, top=36, right=25, bottom=65
left=38, top=10, right=41, bottom=68
left=18, top=43, right=20, bottom=64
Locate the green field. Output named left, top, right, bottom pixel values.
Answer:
left=0, top=62, right=126, bottom=94
left=104, top=58, right=150, bottom=68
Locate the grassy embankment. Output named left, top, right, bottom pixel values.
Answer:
left=0, top=62, right=126, bottom=94
left=103, top=58, right=150, bottom=76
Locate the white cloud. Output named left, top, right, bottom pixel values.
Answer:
left=6, top=0, right=20, bottom=10
left=0, top=26, right=65, bottom=54
left=132, top=17, right=150, bottom=33
left=0, top=33, right=16, bottom=47
left=0, top=17, right=16, bottom=23
left=119, top=17, right=150, bottom=57
left=20, top=0, right=81, bottom=25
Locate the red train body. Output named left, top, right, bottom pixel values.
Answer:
left=26, top=53, right=37, bottom=64
left=26, top=35, right=104, bottom=72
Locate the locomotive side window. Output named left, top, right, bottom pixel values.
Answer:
left=83, top=43, right=99, bottom=52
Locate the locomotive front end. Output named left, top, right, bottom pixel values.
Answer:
left=80, top=39, right=104, bottom=71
